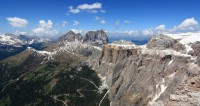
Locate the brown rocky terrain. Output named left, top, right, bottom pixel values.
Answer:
left=88, top=34, right=200, bottom=106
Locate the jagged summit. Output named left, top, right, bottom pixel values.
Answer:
left=147, top=34, right=185, bottom=51
left=59, top=30, right=83, bottom=42
left=59, top=30, right=108, bottom=46
left=83, top=30, right=108, bottom=46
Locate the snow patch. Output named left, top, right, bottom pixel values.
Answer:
left=0, top=34, right=23, bottom=46
left=27, top=47, right=56, bottom=60
left=168, top=60, right=173, bottom=65
left=167, top=72, right=176, bottom=78
left=166, top=32, right=200, bottom=54
left=141, top=46, right=192, bottom=58
left=149, top=78, right=168, bottom=106
left=98, top=74, right=109, bottom=94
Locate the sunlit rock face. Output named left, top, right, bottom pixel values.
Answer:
left=59, top=30, right=83, bottom=42
left=100, top=40, right=138, bottom=64
left=147, top=34, right=185, bottom=52
left=90, top=34, right=200, bottom=106
left=83, top=30, right=109, bottom=46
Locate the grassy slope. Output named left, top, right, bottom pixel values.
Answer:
left=0, top=50, right=109, bottom=106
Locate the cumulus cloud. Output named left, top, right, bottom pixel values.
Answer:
left=177, top=17, right=198, bottom=30
left=62, top=21, right=67, bottom=27
left=32, top=20, right=58, bottom=36
left=95, top=16, right=101, bottom=20
left=155, top=24, right=165, bottom=30
left=100, top=10, right=106, bottom=13
left=68, top=2, right=103, bottom=14
left=100, top=20, right=106, bottom=24
left=142, top=29, right=154, bottom=35
left=78, top=2, right=102, bottom=10
left=95, top=16, right=106, bottom=24
left=123, top=20, right=131, bottom=24
left=6, top=17, right=28, bottom=28
left=69, top=6, right=80, bottom=14
left=73, top=20, right=80, bottom=26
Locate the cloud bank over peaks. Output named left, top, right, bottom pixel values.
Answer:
left=107, top=17, right=200, bottom=40
left=6, top=17, right=28, bottom=28
left=68, top=2, right=104, bottom=14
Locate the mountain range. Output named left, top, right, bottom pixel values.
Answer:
left=0, top=30, right=200, bottom=106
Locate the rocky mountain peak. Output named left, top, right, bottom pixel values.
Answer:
left=59, top=30, right=109, bottom=46
left=59, top=30, right=83, bottom=42
left=147, top=34, right=185, bottom=51
left=83, top=30, right=108, bottom=46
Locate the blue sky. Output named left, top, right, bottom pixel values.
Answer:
left=0, top=0, right=200, bottom=39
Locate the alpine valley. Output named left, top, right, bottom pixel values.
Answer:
left=0, top=30, right=200, bottom=106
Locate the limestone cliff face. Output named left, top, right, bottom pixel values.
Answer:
left=83, top=30, right=109, bottom=46
left=100, top=44, right=138, bottom=64
left=89, top=35, right=200, bottom=106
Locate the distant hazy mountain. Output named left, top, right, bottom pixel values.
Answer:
left=0, top=33, right=51, bottom=60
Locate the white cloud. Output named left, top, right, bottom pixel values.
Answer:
left=78, top=2, right=102, bottom=10
left=32, top=20, right=58, bottom=36
left=142, top=29, right=154, bottom=35
left=177, top=17, right=198, bottom=30
left=107, top=17, right=200, bottom=40
left=100, top=20, right=106, bottom=24
left=6, top=17, right=28, bottom=28
left=62, top=21, right=67, bottom=27
left=123, top=20, right=131, bottom=24
left=68, top=2, right=103, bottom=14
left=155, top=24, right=165, bottom=30
left=119, top=30, right=138, bottom=35
left=95, top=16, right=106, bottom=24
left=100, top=10, right=106, bottom=13
left=95, top=16, right=101, bottom=20
left=73, top=20, right=80, bottom=26
left=69, top=6, right=80, bottom=14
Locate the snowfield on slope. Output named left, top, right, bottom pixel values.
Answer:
left=166, top=32, right=200, bottom=54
